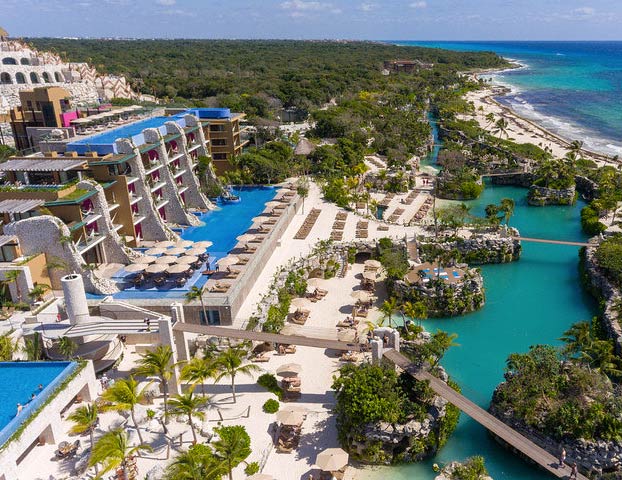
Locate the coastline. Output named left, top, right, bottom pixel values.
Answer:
left=466, top=64, right=616, bottom=165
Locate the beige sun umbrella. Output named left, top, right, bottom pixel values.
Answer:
left=362, top=271, right=377, bottom=281
left=351, top=290, right=373, bottom=302
left=145, top=264, right=168, bottom=274
left=125, top=264, right=146, bottom=273
left=290, top=297, right=309, bottom=311
left=276, top=363, right=302, bottom=377
left=236, top=233, right=256, bottom=244
left=175, top=240, right=194, bottom=248
left=185, top=247, right=206, bottom=256
left=246, top=475, right=274, bottom=480
left=167, top=264, right=190, bottom=274
left=251, top=216, right=268, bottom=223
left=145, top=247, right=167, bottom=256
left=276, top=410, right=305, bottom=426
left=177, top=255, right=199, bottom=265
left=365, top=259, right=382, bottom=269
left=194, top=241, right=213, bottom=249
left=154, top=240, right=176, bottom=248
left=134, top=256, right=157, bottom=264
left=155, top=255, right=178, bottom=265
left=264, top=201, right=281, bottom=208
left=167, top=247, right=186, bottom=256
left=315, top=448, right=349, bottom=472
left=217, top=256, right=239, bottom=268
left=306, top=278, right=327, bottom=288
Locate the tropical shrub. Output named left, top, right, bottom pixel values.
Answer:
left=262, top=399, right=279, bottom=413
left=257, top=373, right=283, bottom=399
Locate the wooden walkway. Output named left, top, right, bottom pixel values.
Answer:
left=384, top=349, right=588, bottom=480
left=511, top=236, right=594, bottom=247
left=174, top=323, right=585, bottom=478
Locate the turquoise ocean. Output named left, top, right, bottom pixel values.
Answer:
left=360, top=42, right=620, bottom=479
left=398, top=41, right=622, bottom=157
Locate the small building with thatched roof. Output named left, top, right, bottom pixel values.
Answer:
left=294, top=138, right=316, bottom=156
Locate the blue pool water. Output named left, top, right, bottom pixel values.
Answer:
left=68, top=116, right=170, bottom=146
left=108, top=186, right=278, bottom=300
left=0, top=362, right=76, bottom=445
left=395, top=41, right=622, bottom=157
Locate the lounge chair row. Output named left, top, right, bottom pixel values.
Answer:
left=294, top=208, right=322, bottom=240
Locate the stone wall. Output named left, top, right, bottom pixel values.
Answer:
left=575, top=175, right=598, bottom=202
left=490, top=173, right=534, bottom=188
left=527, top=185, right=576, bottom=206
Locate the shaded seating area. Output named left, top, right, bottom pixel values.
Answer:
left=277, top=363, right=302, bottom=401
left=55, top=440, right=80, bottom=460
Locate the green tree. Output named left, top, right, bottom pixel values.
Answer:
left=499, top=198, right=515, bottom=225
left=89, top=428, right=151, bottom=479
left=23, top=333, right=42, bottom=361
left=57, top=336, right=78, bottom=359
left=0, top=333, right=16, bottom=361
left=68, top=403, right=99, bottom=473
left=493, top=118, right=509, bottom=139
left=167, top=392, right=206, bottom=444
left=181, top=357, right=216, bottom=397
left=101, top=376, right=149, bottom=444
left=185, top=286, right=208, bottom=327
left=213, top=425, right=252, bottom=480
left=213, top=346, right=260, bottom=403
left=134, top=345, right=176, bottom=423
left=380, top=298, right=398, bottom=328
left=27, top=284, right=51, bottom=302
left=426, top=330, right=459, bottom=367
left=164, top=443, right=226, bottom=480
left=3, top=270, right=22, bottom=302
left=402, top=301, right=428, bottom=327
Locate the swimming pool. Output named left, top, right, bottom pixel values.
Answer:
left=0, top=362, right=77, bottom=446
left=107, top=186, right=278, bottom=300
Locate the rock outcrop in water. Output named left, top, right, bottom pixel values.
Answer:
left=527, top=184, right=577, bottom=206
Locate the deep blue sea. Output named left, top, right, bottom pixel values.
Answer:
left=395, top=41, right=622, bottom=157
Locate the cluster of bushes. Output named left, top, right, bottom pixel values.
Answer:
left=262, top=287, right=291, bottom=333
left=223, top=141, right=296, bottom=185
left=377, top=238, right=409, bottom=281
left=257, top=373, right=283, bottom=400
left=581, top=205, right=607, bottom=235
left=595, top=234, right=622, bottom=286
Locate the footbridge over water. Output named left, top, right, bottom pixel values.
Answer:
left=511, top=235, right=595, bottom=247
left=173, top=323, right=587, bottom=479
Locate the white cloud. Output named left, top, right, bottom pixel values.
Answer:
left=360, top=2, right=377, bottom=12
left=410, top=1, right=427, bottom=9
left=571, top=6, right=595, bottom=17
left=156, top=0, right=176, bottom=5
left=280, top=0, right=340, bottom=17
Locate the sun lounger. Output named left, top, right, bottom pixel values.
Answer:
left=252, top=353, right=270, bottom=363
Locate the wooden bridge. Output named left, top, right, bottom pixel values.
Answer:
left=176, top=323, right=588, bottom=477
left=481, top=171, right=526, bottom=177
left=511, top=236, right=594, bottom=248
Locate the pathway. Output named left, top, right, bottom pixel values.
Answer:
left=512, top=236, right=594, bottom=247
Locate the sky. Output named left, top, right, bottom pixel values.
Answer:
left=2, top=0, right=622, bottom=40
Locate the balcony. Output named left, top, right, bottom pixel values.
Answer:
left=177, top=186, right=188, bottom=195
left=167, top=149, right=184, bottom=163
left=173, top=168, right=187, bottom=179
left=129, top=194, right=142, bottom=206
left=82, top=212, right=102, bottom=226
left=126, top=176, right=139, bottom=185
left=76, top=232, right=106, bottom=254
left=113, top=223, right=124, bottom=232
left=144, top=162, right=163, bottom=176
left=132, top=213, right=146, bottom=225
left=154, top=198, right=169, bottom=210
left=187, top=143, right=202, bottom=153
left=149, top=181, right=166, bottom=193
left=107, top=202, right=120, bottom=213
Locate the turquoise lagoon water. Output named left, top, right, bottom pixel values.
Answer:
left=99, top=186, right=277, bottom=300
left=371, top=185, right=597, bottom=480
left=395, top=41, right=622, bottom=157
left=0, top=362, right=75, bottom=445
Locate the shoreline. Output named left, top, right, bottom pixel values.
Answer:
left=468, top=62, right=617, bottom=165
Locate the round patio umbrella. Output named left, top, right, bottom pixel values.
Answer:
left=276, top=363, right=302, bottom=377
left=365, top=259, right=382, bottom=269
left=290, top=298, right=309, bottom=310
left=236, top=234, right=256, bottom=243
left=194, top=241, right=213, bottom=249
left=154, top=240, right=176, bottom=248
left=155, top=255, right=177, bottom=265
left=217, top=256, right=239, bottom=268
left=175, top=240, right=194, bottom=248
left=134, top=256, right=157, bottom=264
left=125, top=264, right=146, bottom=273
left=362, top=271, right=377, bottom=281
left=315, top=448, right=349, bottom=472
left=351, top=291, right=373, bottom=302
left=276, top=410, right=305, bottom=426
left=306, top=278, right=327, bottom=288
left=145, top=264, right=168, bottom=274
left=246, top=475, right=274, bottom=480
left=167, top=264, right=190, bottom=274
left=167, top=247, right=186, bottom=256
left=186, top=247, right=206, bottom=256
left=264, top=201, right=280, bottom=208
left=251, top=216, right=268, bottom=223
left=145, top=247, right=167, bottom=256
left=177, top=255, right=199, bottom=265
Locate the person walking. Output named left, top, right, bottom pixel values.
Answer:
left=570, top=462, right=578, bottom=480
left=559, top=447, right=566, bottom=468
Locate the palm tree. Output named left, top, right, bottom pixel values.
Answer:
left=213, top=425, right=252, bottom=480
left=89, top=428, right=151, bottom=480
left=164, top=443, right=226, bottom=480
left=57, top=336, right=77, bottom=359
left=213, top=346, right=260, bottom=403
left=167, top=392, right=206, bottom=444
left=68, top=403, right=99, bottom=473
left=493, top=118, right=509, bottom=139
left=101, top=376, right=149, bottom=444
left=185, top=286, right=208, bottom=326
left=499, top=198, right=515, bottom=225
left=427, top=330, right=459, bottom=367
left=27, top=284, right=51, bottom=303
left=402, top=301, right=428, bottom=328
left=181, top=357, right=216, bottom=397
left=134, top=345, right=176, bottom=423
left=23, top=333, right=42, bottom=360
left=3, top=270, right=22, bottom=302
left=380, top=298, right=398, bottom=328
left=484, top=112, right=495, bottom=127
left=561, top=321, right=593, bottom=357
left=569, top=140, right=584, bottom=157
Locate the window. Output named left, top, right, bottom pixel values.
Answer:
left=200, top=310, right=221, bottom=326
left=210, top=125, right=225, bottom=132
left=212, top=139, right=227, bottom=146
left=1, top=57, right=17, bottom=65
left=20, top=58, right=30, bottom=65
left=42, top=72, right=51, bottom=83
left=54, top=72, right=63, bottom=82
left=15, top=72, right=26, bottom=84
left=212, top=153, right=227, bottom=160
left=0, top=72, right=11, bottom=84
left=29, top=72, right=39, bottom=84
